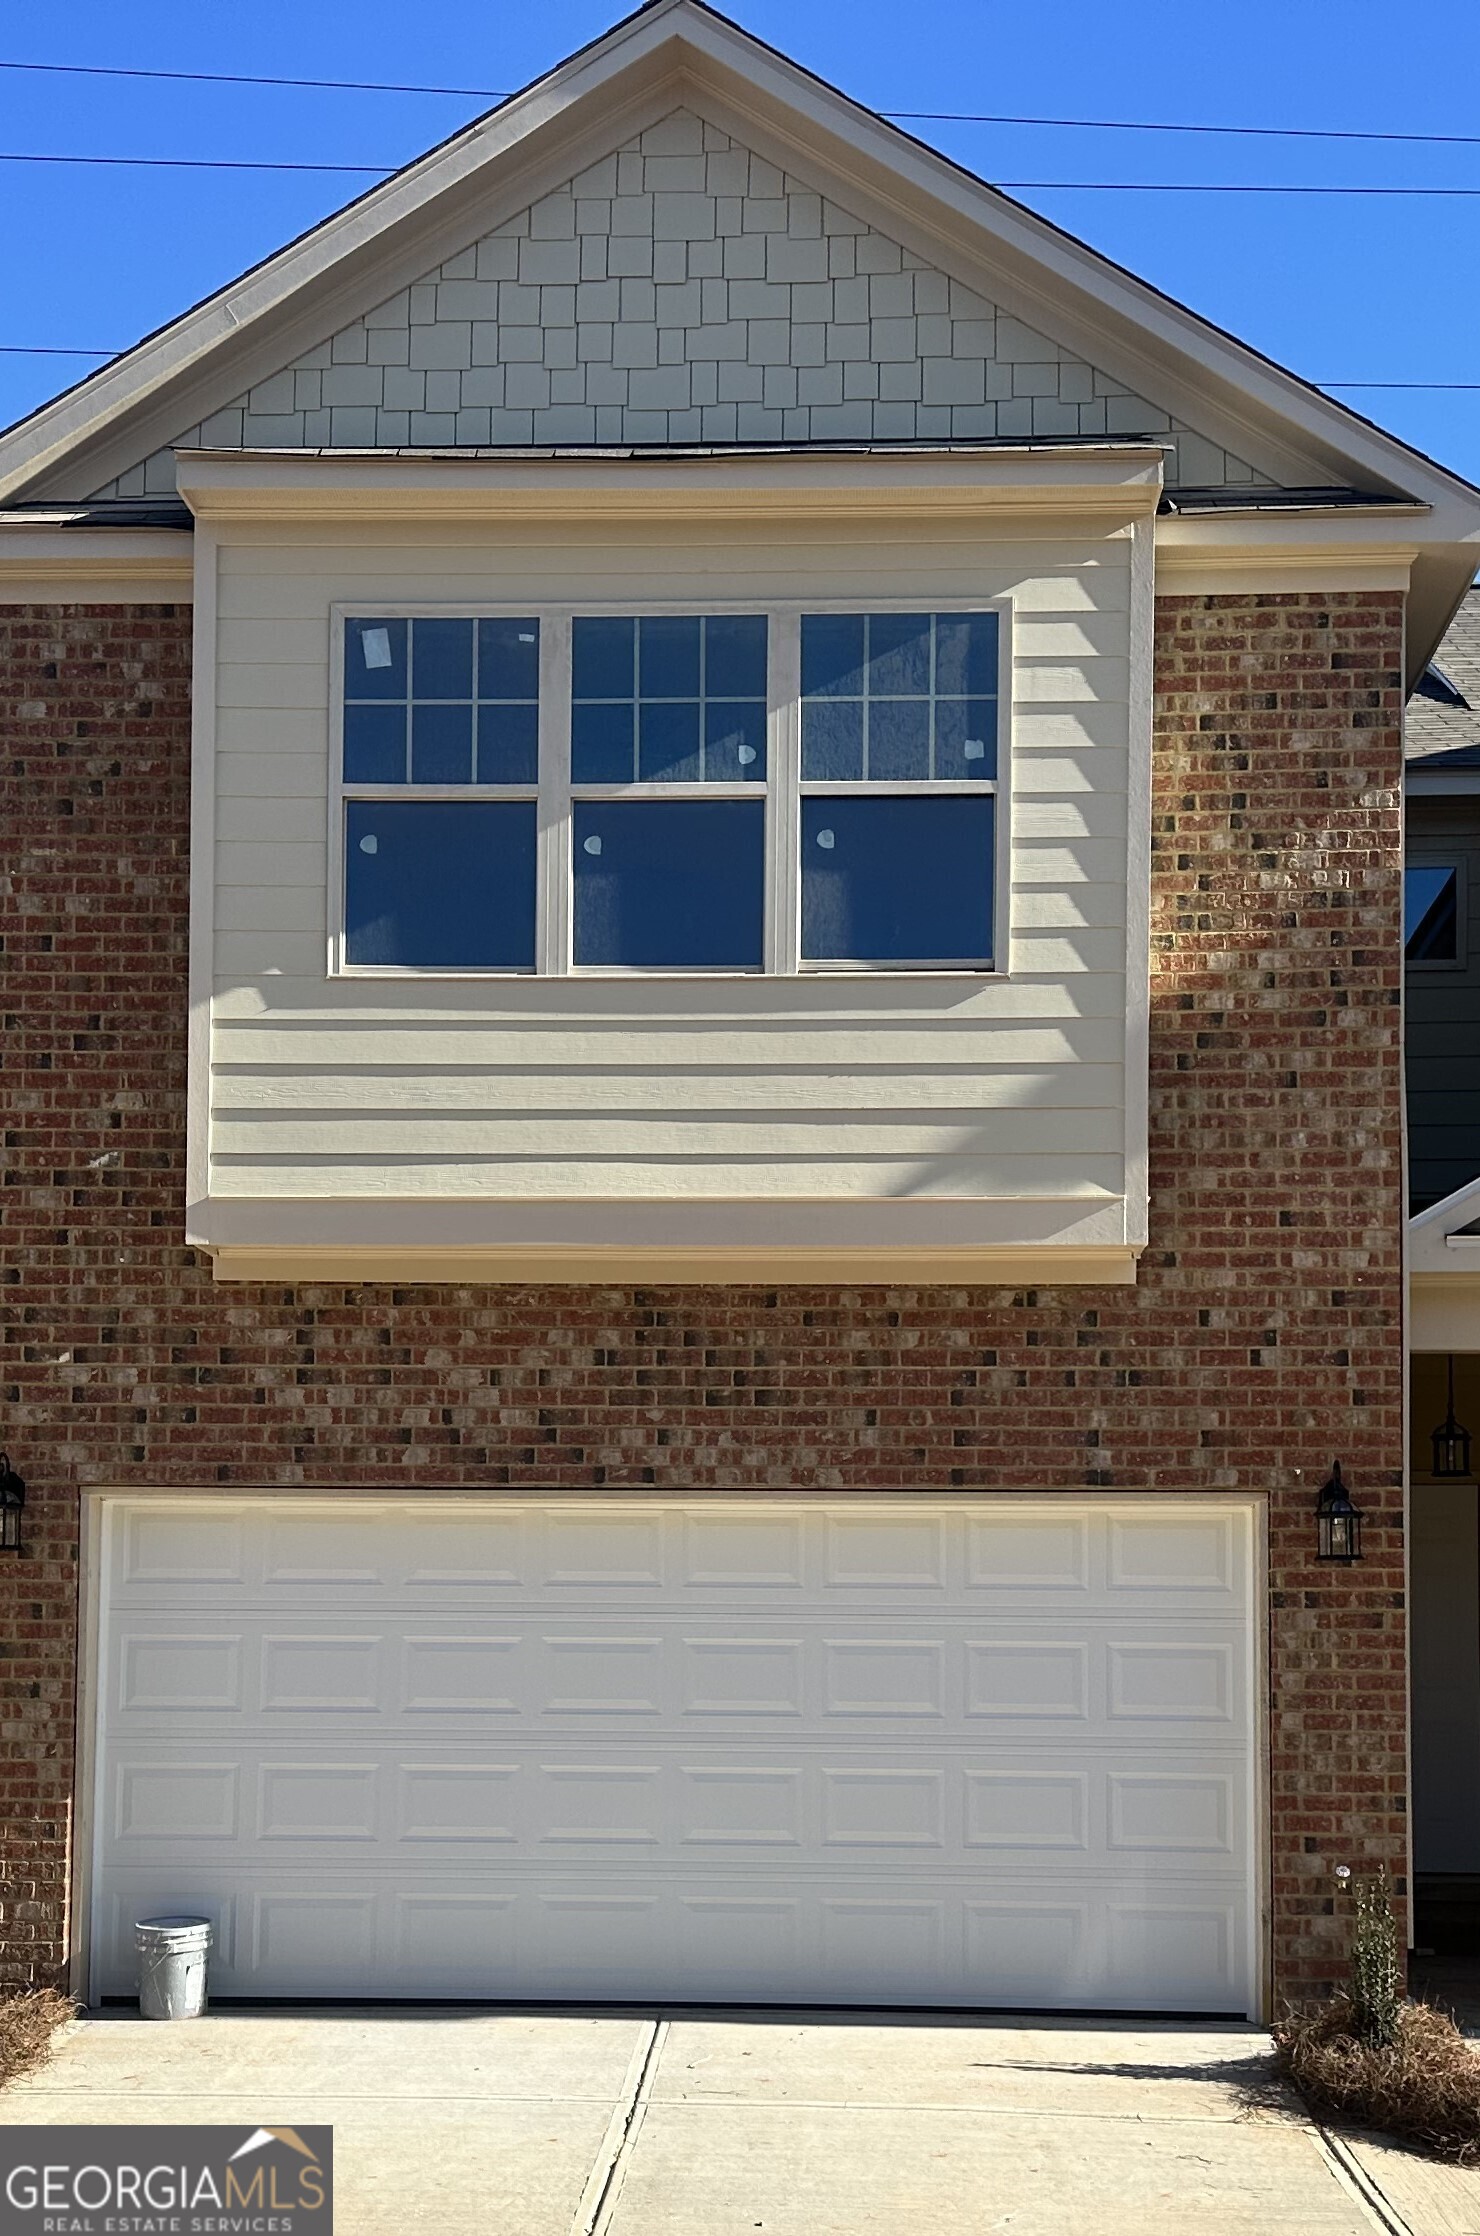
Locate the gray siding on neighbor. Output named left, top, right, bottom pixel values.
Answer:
left=95, top=109, right=1268, bottom=499
left=1408, top=795, right=1480, bottom=1211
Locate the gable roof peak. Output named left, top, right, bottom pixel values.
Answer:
left=0, top=0, right=1477, bottom=603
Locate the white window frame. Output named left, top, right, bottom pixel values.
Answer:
left=329, top=597, right=1012, bottom=981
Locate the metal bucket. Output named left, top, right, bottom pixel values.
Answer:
left=135, top=1915, right=212, bottom=2021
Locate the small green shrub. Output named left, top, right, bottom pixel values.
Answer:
left=1341, top=1864, right=1402, bottom=2049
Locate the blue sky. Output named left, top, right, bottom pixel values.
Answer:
left=5, top=0, right=1480, bottom=484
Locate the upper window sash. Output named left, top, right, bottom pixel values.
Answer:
left=343, top=614, right=541, bottom=789
left=332, top=601, right=1009, bottom=979
left=570, top=613, right=769, bottom=791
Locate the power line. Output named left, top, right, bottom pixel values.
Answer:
left=5, top=149, right=1480, bottom=193
left=0, top=150, right=384, bottom=174
left=1004, top=183, right=1480, bottom=196
left=892, top=111, right=1480, bottom=148
left=3, top=56, right=1480, bottom=151
left=0, top=57, right=508, bottom=97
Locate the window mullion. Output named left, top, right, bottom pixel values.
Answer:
left=769, top=609, right=801, bottom=976
left=538, top=611, right=572, bottom=977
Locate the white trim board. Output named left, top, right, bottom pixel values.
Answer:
left=0, top=527, right=193, bottom=605
left=176, top=445, right=1167, bottom=519
left=0, top=495, right=1427, bottom=612
left=185, top=524, right=219, bottom=1217
left=204, top=1244, right=1141, bottom=1284
left=0, top=575, right=190, bottom=606
left=193, top=1194, right=1140, bottom=1283
left=190, top=1193, right=1138, bottom=1281
left=1122, top=512, right=1153, bottom=1250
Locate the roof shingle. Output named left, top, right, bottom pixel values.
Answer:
left=1409, top=585, right=1480, bottom=760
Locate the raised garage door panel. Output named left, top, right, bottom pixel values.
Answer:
left=91, top=1499, right=1260, bottom=2012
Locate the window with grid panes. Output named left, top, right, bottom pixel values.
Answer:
left=799, top=610, right=998, bottom=968
left=338, top=606, right=1001, bottom=974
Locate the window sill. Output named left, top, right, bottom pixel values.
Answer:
left=330, top=964, right=1006, bottom=982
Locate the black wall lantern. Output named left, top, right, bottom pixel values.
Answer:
left=1431, top=1355, right=1473, bottom=1480
left=1316, top=1461, right=1362, bottom=1564
left=0, top=1454, right=24, bottom=1555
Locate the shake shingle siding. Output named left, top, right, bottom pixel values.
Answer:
left=94, top=111, right=1267, bottom=498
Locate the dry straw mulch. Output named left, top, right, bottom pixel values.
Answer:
left=1275, top=1996, right=1480, bottom=2161
left=0, top=1990, right=75, bottom=2091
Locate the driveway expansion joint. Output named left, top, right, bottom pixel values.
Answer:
left=573, top=2017, right=669, bottom=2236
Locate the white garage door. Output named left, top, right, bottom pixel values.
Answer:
left=89, top=1498, right=1261, bottom=2013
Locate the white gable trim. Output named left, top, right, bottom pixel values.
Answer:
left=1409, top=1177, right=1480, bottom=1350
left=1411, top=1175, right=1480, bottom=1276
left=0, top=10, right=692, bottom=505
left=3, top=0, right=1479, bottom=541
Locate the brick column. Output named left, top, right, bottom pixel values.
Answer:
left=1151, top=591, right=1407, bottom=1994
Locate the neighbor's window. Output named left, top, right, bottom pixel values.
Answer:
left=338, top=606, right=1003, bottom=974
left=1405, top=864, right=1462, bottom=966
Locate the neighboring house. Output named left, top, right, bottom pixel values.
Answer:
left=2, top=0, right=1478, bottom=2020
left=1403, top=587, right=1480, bottom=1938
left=1406, top=586, right=1480, bottom=1213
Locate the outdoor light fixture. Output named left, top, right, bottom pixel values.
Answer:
left=0, top=1455, right=24, bottom=1555
left=1316, top=1461, right=1362, bottom=1564
left=1431, top=1355, right=1473, bottom=1480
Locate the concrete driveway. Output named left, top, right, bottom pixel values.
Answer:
left=0, top=2006, right=1435, bottom=2235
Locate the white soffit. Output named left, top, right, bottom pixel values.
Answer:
left=1, top=0, right=1478, bottom=545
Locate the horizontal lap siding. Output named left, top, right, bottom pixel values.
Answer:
left=1405, top=796, right=1480, bottom=1208
left=209, top=523, right=1132, bottom=1205
left=209, top=1064, right=1124, bottom=1112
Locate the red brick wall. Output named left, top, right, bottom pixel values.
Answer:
left=0, top=590, right=1406, bottom=2002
